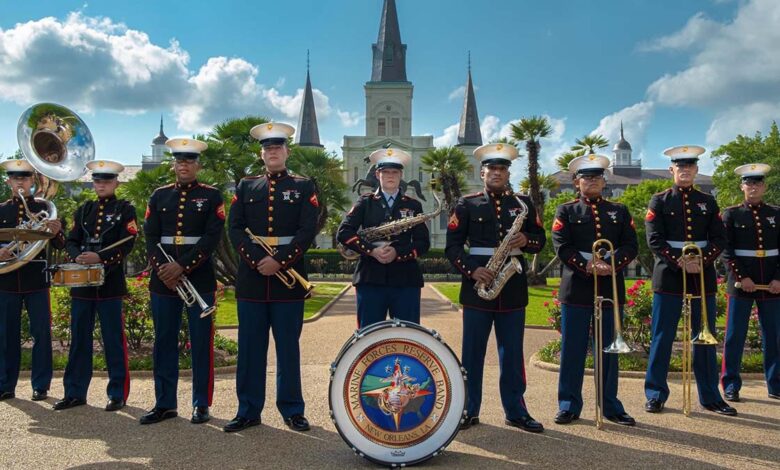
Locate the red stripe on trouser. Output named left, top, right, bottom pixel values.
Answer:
left=208, top=321, right=215, bottom=406
left=121, top=312, right=131, bottom=401
left=720, top=294, right=731, bottom=389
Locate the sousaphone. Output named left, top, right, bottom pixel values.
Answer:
left=0, top=103, right=94, bottom=274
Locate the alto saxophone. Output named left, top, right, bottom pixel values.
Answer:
left=475, top=196, right=529, bottom=300
left=338, top=192, right=445, bottom=260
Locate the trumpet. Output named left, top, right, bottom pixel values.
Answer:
left=244, top=228, right=314, bottom=297
left=592, top=239, right=633, bottom=429
left=680, top=243, right=718, bottom=417
left=156, top=243, right=216, bottom=318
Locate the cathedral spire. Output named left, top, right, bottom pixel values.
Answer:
left=458, top=52, right=482, bottom=146
left=152, top=114, right=168, bottom=145
left=295, top=50, right=323, bottom=148
left=371, top=0, right=408, bottom=82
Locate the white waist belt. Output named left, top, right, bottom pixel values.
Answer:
left=160, top=236, right=201, bottom=245
left=579, top=251, right=611, bottom=261
left=667, top=240, right=707, bottom=249
left=251, top=236, right=294, bottom=246
left=469, top=247, right=524, bottom=256
left=734, top=249, right=779, bottom=257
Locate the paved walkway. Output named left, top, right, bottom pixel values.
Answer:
left=1, top=286, right=778, bottom=469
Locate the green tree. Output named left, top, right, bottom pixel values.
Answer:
left=420, top=146, right=473, bottom=211
left=555, top=151, right=579, bottom=172
left=615, top=179, right=673, bottom=273
left=711, top=122, right=780, bottom=208
left=519, top=172, right=559, bottom=203
left=510, top=116, right=551, bottom=213
left=571, top=134, right=609, bottom=157
left=537, top=191, right=578, bottom=276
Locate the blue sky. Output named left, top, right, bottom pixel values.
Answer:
left=1, top=0, right=778, bottom=177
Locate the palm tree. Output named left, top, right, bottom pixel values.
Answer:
left=509, top=116, right=551, bottom=214
left=420, top=146, right=472, bottom=211
left=519, top=172, right=560, bottom=204
left=571, top=134, right=609, bottom=157
left=555, top=151, right=579, bottom=172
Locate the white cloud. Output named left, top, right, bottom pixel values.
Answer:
left=480, top=115, right=501, bottom=143
left=645, top=0, right=780, bottom=109
left=337, top=109, right=362, bottom=127
left=433, top=122, right=459, bottom=147
left=0, top=13, right=353, bottom=134
left=705, top=101, right=780, bottom=146
left=637, top=13, right=721, bottom=52
left=590, top=101, right=655, bottom=158
left=447, top=85, right=466, bottom=102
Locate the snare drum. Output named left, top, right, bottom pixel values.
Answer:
left=51, top=263, right=105, bottom=287
left=329, top=320, right=466, bottom=467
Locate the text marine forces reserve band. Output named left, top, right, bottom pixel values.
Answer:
left=141, top=137, right=224, bottom=425
left=720, top=163, right=780, bottom=402
left=336, top=147, right=431, bottom=328
left=445, top=142, right=546, bottom=434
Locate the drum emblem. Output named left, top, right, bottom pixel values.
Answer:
left=362, top=357, right=433, bottom=431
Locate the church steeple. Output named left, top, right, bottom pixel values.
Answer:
left=295, top=50, right=323, bottom=148
left=152, top=114, right=167, bottom=145
left=457, top=53, right=482, bottom=146
left=371, top=0, right=408, bottom=82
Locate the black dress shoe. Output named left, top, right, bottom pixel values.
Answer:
left=723, top=390, right=740, bottom=402
left=0, top=391, right=14, bottom=401
left=606, top=412, right=636, bottom=426
left=191, top=406, right=210, bottom=424
left=284, top=414, right=310, bottom=432
left=223, top=416, right=260, bottom=433
left=139, top=407, right=177, bottom=424
left=644, top=399, right=664, bottom=413
left=768, top=392, right=780, bottom=400
left=703, top=401, right=737, bottom=416
left=459, top=415, right=480, bottom=430
left=554, top=410, right=579, bottom=424
left=506, top=415, right=544, bottom=433
left=53, top=397, right=86, bottom=410
left=31, top=390, right=47, bottom=401
left=105, top=398, right=125, bottom=412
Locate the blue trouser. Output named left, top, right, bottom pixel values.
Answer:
left=150, top=293, right=215, bottom=409
left=235, top=300, right=305, bottom=420
left=355, top=284, right=421, bottom=328
left=0, top=291, right=52, bottom=393
left=645, top=293, right=722, bottom=405
left=558, top=304, right=626, bottom=416
left=63, top=298, right=129, bottom=401
left=461, top=307, right=529, bottom=420
left=721, top=296, right=780, bottom=396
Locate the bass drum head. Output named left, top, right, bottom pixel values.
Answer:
left=329, top=320, right=466, bottom=467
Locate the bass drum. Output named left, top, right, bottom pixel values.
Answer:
left=329, top=320, right=466, bottom=467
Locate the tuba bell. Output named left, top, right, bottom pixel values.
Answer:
left=0, top=103, right=94, bottom=274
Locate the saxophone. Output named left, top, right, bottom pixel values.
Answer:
left=338, top=192, right=445, bottom=260
left=475, top=196, right=529, bottom=300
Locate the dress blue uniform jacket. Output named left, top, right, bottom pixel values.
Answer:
left=228, top=170, right=318, bottom=302
left=445, top=191, right=545, bottom=311
left=336, top=189, right=430, bottom=287
left=144, top=180, right=224, bottom=295
left=65, top=196, right=137, bottom=299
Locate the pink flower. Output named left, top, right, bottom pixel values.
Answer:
left=716, top=277, right=724, bottom=285
left=642, top=317, right=651, bottom=325
left=185, top=342, right=191, bottom=350
left=627, top=300, right=636, bottom=307
left=544, top=301, right=550, bottom=307
left=551, top=290, right=558, bottom=297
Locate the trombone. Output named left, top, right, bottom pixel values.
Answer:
left=592, top=239, right=633, bottom=429
left=680, top=243, right=719, bottom=417
left=244, top=228, right=315, bottom=297
left=156, top=243, right=216, bottom=318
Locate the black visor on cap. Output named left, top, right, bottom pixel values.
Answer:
left=376, top=162, right=404, bottom=170
left=481, top=157, right=511, bottom=167
left=6, top=171, right=33, bottom=177
left=173, top=152, right=200, bottom=161
left=91, top=173, right=118, bottom=181
left=741, top=175, right=765, bottom=182
left=260, top=138, right=287, bottom=147
left=576, top=167, right=605, bottom=177
left=672, top=158, right=698, bottom=165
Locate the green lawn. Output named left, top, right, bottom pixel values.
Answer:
left=214, top=282, right=347, bottom=327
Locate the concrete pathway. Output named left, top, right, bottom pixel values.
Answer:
left=1, top=285, right=778, bottom=469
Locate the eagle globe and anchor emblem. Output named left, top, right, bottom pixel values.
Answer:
left=329, top=320, right=466, bottom=467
